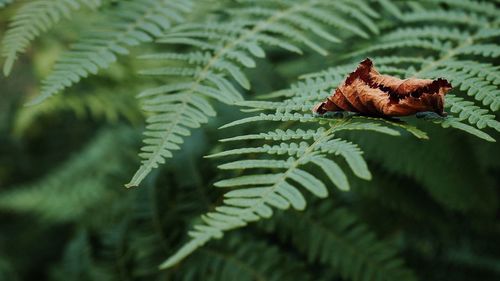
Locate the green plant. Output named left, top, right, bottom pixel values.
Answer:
left=0, top=0, right=498, bottom=280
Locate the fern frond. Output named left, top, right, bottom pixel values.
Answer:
left=262, top=205, right=417, bottom=281
left=0, top=0, right=103, bottom=75
left=128, top=0, right=379, bottom=187
left=159, top=81, right=427, bottom=268
left=31, top=0, right=192, bottom=105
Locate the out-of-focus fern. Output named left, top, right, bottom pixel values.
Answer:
left=50, top=230, right=114, bottom=281
left=175, top=235, right=313, bottom=281
left=0, top=127, right=137, bottom=222
left=128, top=0, right=380, bottom=187
left=31, top=0, right=192, bottom=105
left=13, top=85, right=142, bottom=136
left=0, top=0, right=103, bottom=75
left=260, top=203, right=417, bottom=281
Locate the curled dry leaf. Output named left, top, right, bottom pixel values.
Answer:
left=313, top=58, right=452, bottom=117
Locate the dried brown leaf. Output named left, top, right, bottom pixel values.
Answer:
left=313, top=59, right=452, bottom=117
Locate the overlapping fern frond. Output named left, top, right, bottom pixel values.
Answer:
left=159, top=72, right=431, bottom=268
left=31, top=0, right=192, bottom=105
left=261, top=204, right=417, bottom=281
left=177, top=235, right=313, bottom=281
left=0, top=0, right=103, bottom=75
left=128, top=0, right=380, bottom=187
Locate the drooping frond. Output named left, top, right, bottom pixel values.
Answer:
left=261, top=204, right=417, bottom=281
left=0, top=127, right=137, bottom=222
left=31, top=0, right=192, bottom=105
left=0, top=0, right=103, bottom=75
left=128, top=0, right=380, bottom=187
left=159, top=76, right=430, bottom=268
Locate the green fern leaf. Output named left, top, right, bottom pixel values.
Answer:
left=1, top=0, right=103, bottom=75
left=30, top=0, right=192, bottom=105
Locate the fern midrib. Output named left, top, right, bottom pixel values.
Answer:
left=130, top=1, right=321, bottom=187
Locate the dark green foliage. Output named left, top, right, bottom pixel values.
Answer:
left=0, top=0, right=499, bottom=281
